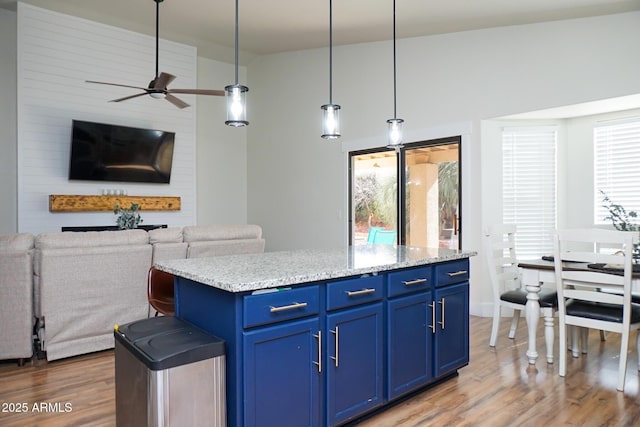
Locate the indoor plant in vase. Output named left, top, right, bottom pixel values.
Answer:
left=114, top=203, right=143, bottom=230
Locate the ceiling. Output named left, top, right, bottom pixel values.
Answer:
left=3, top=0, right=640, bottom=63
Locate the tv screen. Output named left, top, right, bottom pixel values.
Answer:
left=69, top=120, right=175, bottom=184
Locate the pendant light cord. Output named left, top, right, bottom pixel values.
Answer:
left=329, top=0, right=333, bottom=104
left=392, top=0, right=397, bottom=119
left=234, top=0, right=239, bottom=85
left=155, top=0, right=160, bottom=79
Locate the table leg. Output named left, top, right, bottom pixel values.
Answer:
left=524, top=281, right=541, bottom=364
left=543, top=308, right=554, bottom=364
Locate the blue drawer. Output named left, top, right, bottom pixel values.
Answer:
left=326, top=275, right=384, bottom=311
left=387, top=266, right=433, bottom=297
left=243, top=285, right=320, bottom=328
left=434, top=259, right=469, bottom=287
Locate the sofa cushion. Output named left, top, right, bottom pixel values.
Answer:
left=187, top=239, right=265, bottom=258
left=0, top=233, right=34, bottom=251
left=152, top=242, right=188, bottom=263
left=148, top=227, right=184, bottom=244
left=183, top=224, right=262, bottom=242
left=36, top=229, right=149, bottom=249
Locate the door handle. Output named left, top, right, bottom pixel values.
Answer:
left=428, top=302, right=436, bottom=333
left=438, top=298, right=445, bottom=329
left=313, top=330, right=321, bottom=373
left=330, top=327, right=339, bottom=367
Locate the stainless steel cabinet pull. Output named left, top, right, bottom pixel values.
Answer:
left=269, top=302, right=308, bottom=313
left=402, top=278, right=428, bottom=286
left=330, top=327, right=339, bottom=367
left=447, top=270, right=468, bottom=277
left=346, top=288, right=375, bottom=297
left=313, top=330, right=321, bottom=373
left=438, top=298, right=445, bottom=329
left=428, top=302, right=436, bottom=333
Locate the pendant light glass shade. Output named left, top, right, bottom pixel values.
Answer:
left=321, top=0, right=341, bottom=139
left=387, top=118, right=404, bottom=148
left=225, top=84, right=248, bottom=126
left=386, top=0, right=404, bottom=150
left=226, top=0, right=248, bottom=127
left=321, top=103, right=341, bottom=139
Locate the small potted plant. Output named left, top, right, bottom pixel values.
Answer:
left=114, top=203, right=143, bottom=230
left=601, top=191, right=640, bottom=261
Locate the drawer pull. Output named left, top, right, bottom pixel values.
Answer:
left=269, top=302, right=308, bottom=313
left=346, top=288, right=376, bottom=297
left=402, top=278, right=428, bottom=286
left=447, top=270, right=468, bottom=277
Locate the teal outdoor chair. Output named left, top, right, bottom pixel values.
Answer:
left=366, top=227, right=384, bottom=243
left=371, top=230, right=397, bottom=245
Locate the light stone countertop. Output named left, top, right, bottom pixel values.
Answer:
left=154, top=245, right=477, bottom=293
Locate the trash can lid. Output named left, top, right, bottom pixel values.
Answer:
left=114, top=317, right=225, bottom=370
left=116, top=316, right=187, bottom=342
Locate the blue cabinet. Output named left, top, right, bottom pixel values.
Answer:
left=387, top=291, right=433, bottom=400
left=326, top=303, right=384, bottom=426
left=386, top=260, right=469, bottom=400
left=434, top=282, right=469, bottom=377
left=243, top=317, right=321, bottom=427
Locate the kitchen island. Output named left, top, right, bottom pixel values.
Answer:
left=156, top=245, right=475, bottom=427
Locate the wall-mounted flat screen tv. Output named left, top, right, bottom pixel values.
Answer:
left=68, top=120, right=175, bottom=184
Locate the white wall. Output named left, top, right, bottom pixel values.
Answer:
left=17, top=3, right=197, bottom=233
left=0, top=8, right=17, bottom=234
left=247, top=12, right=640, bottom=314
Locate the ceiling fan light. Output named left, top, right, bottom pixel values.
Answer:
left=386, top=118, right=404, bottom=150
left=225, top=84, right=249, bottom=127
left=149, top=92, right=165, bottom=99
left=321, top=104, right=341, bottom=139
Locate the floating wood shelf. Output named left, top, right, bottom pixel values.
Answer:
left=49, top=195, right=181, bottom=212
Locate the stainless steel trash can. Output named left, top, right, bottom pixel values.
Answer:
left=114, top=316, right=226, bottom=427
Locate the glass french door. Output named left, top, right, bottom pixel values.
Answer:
left=349, top=136, right=461, bottom=249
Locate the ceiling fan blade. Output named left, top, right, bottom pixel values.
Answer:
left=168, top=88, right=225, bottom=96
left=87, top=80, right=149, bottom=91
left=154, top=72, right=176, bottom=89
left=110, top=92, right=149, bottom=103
left=165, top=94, right=190, bottom=109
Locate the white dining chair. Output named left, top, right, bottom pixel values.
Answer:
left=484, top=224, right=558, bottom=358
left=553, top=228, right=640, bottom=391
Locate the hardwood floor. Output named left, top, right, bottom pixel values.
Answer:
left=1, top=316, right=639, bottom=426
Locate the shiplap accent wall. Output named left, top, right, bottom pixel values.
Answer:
left=17, top=3, right=197, bottom=233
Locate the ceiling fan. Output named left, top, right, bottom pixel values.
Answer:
left=86, top=0, right=224, bottom=109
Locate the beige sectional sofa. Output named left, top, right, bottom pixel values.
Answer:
left=0, top=233, right=35, bottom=363
left=0, top=224, right=265, bottom=363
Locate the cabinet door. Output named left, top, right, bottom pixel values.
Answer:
left=434, top=282, right=469, bottom=377
left=243, top=317, right=321, bottom=427
left=387, top=291, right=433, bottom=400
left=326, top=303, right=384, bottom=426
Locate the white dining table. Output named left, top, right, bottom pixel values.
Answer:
left=518, top=259, right=640, bottom=365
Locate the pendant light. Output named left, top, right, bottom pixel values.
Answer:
left=386, top=0, right=404, bottom=150
left=321, top=0, right=341, bottom=139
left=225, top=0, right=248, bottom=126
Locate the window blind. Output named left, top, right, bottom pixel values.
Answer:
left=594, top=117, right=640, bottom=226
left=502, top=127, right=557, bottom=259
